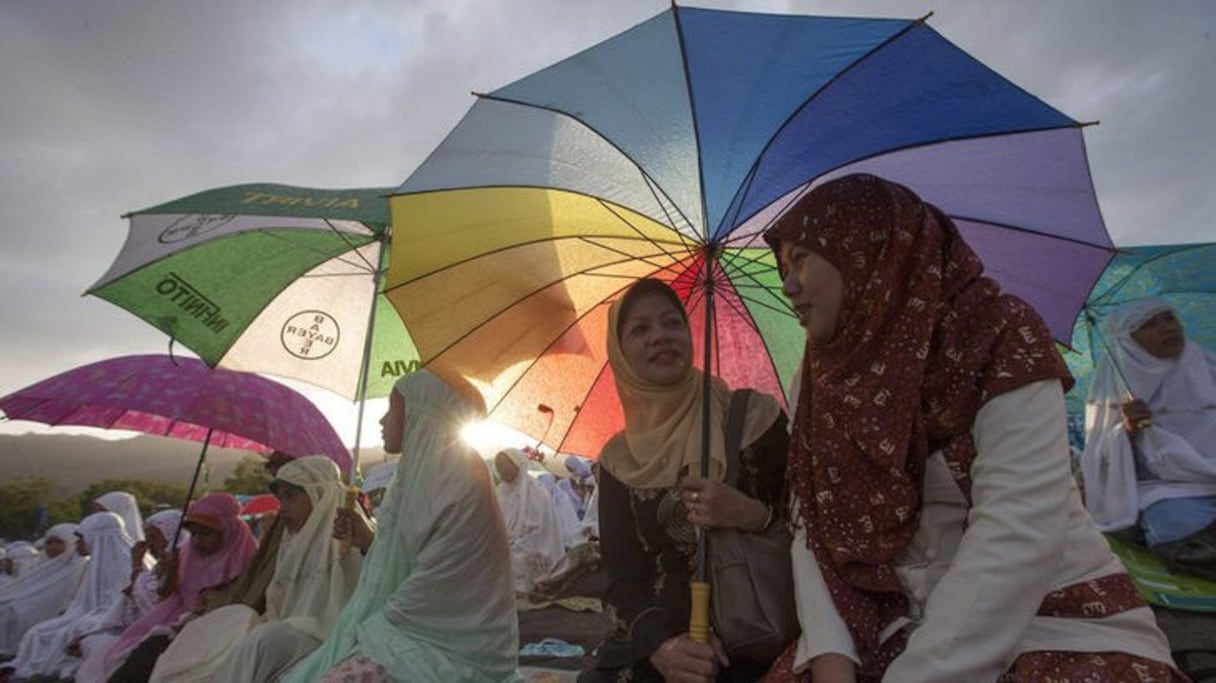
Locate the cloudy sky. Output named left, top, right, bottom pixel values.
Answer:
left=1, top=0, right=1213, bottom=443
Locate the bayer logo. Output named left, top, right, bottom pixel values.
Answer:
left=281, top=311, right=340, bottom=360
left=158, top=214, right=237, bottom=243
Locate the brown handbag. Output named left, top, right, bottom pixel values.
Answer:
left=709, top=389, right=799, bottom=663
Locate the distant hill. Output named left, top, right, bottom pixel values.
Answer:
left=0, top=432, right=391, bottom=496
left=0, top=433, right=256, bottom=496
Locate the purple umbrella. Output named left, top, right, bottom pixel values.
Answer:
left=0, top=354, right=351, bottom=474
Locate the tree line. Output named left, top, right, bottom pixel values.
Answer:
left=0, top=455, right=273, bottom=541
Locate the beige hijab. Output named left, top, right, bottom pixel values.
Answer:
left=599, top=284, right=782, bottom=489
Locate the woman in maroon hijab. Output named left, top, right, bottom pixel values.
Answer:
left=762, top=174, right=1179, bottom=682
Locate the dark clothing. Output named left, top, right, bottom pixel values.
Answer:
left=581, top=414, right=790, bottom=682
left=204, top=515, right=283, bottom=613
left=105, top=634, right=171, bottom=683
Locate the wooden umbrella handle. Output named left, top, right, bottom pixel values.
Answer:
left=689, top=580, right=711, bottom=643
left=339, top=486, right=359, bottom=555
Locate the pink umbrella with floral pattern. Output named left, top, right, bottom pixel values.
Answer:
left=0, top=354, right=351, bottom=482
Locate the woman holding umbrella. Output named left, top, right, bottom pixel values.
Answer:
left=94, top=492, right=257, bottom=683
left=762, top=174, right=1178, bottom=681
left=581, top=278, right=791, bottom=682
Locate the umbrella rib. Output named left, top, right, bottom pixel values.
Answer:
left=715, top=252, right=798, bottom=320
left=384, top=233, right=689, bottom=295
left=290, top=271, right=382, bottom=280
left=682, top=272, right=797, bottom=410
left=485, top=277, right=637, bottom=422
left=948, top=215, right=1115, bottom=251
left=596, top=198, right=699, bottom=264
left=554, top=361, right=615, bottom=456
left=725, top=123, right=1090, bottom=237
left=716, top=16, right=926, bottom=235
left=739, top=123, right=1094, bottom=238
left=418, top=250, right=694, bottom=364
left=722, top=285, right=797, bottom=322
left=719, top=8, right=1091, bottom=238
left=1090, top=245, right=1208, bottom=304
left=322, top=218, right=380, bottom=273
left=575, top=236, right=695, bottom=274
left=639, top=174, right=702, bottom=253
left=472, top=92, right=703, bottom=237
left=256, top=230, right=378, bottom=274
left=711, top=278, right=800, bottom=395
left=690, top=265, right=784, bottom=332
left=670, top=3, right=710, bottom=244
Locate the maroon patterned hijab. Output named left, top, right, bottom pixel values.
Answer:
left=764, top=174, right=1071, bottom=674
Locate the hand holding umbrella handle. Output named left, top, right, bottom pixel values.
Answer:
left=689, top=580, right=711, bottom=643
left=340, top=486, right=359, bottom=555
left=157, top=549, right=180, bottom=599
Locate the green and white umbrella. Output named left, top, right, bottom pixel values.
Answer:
left=88, top=183, right=420, bottom=409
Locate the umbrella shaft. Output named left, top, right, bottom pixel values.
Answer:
left=171, top=429, right=213, bottom=550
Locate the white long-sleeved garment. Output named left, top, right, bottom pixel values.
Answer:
left=791, top=381, right=1174, bottom=682
left=9, top=512, right=135, bottom=680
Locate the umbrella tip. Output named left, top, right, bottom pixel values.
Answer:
left=916, top=11, right=934, bottom=24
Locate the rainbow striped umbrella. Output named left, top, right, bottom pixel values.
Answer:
left=385, top=6, right=1112, bottom=458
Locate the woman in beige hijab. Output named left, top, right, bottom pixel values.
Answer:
left=581, top=278, right=790, bottom=683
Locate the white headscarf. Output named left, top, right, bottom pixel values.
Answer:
left=283, top=370, right=519, bottom=683
left=265, top=455, right=362, bottom=636
left=7, top=512, right=136, bottom=679
left=4, top=541, right=41, bottom=576
left=498, top=451, right=558, bottom=537
left=539, top=472, right=582, bottom=548
left=497, top=451, right=566, bottom=589
left=144, top=510, right=185, bottom=552
left=95, top=491, right=146, bottom=542
left=1082, top=297, right=1216, bottom=530
left=71, top=512, right=137, bottom=619
left=0, top=525, right=88, bottom=655
left=1090, top=297, right=1216, bottom=442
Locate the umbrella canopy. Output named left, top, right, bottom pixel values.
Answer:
left=1063, top=242, right=1216, bottom=416
left=87, top=183, right=420, bottom=402
left=386, top=6, right=1112, bottom=458
left=0, top=353, right=351, bottom=473
left=239, top=493, right=281, bottom=516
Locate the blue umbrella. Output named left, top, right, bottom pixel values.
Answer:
left=1063, top=242, right=1216, bottom=422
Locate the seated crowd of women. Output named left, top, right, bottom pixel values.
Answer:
left=0, top=173, right=1196, bottom=682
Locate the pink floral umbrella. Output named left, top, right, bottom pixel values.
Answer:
left=0, top=354, right=351, bottom=473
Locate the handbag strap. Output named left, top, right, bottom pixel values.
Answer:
left=723, top=389, right=753, bottom=487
